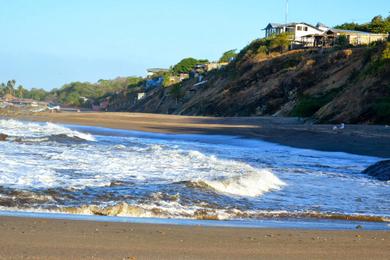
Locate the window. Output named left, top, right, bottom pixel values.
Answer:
left=297, top=26, right=302, bottom=31
left=304, top=26, right=308, bottom=31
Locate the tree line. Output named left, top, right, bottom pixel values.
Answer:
left=335, top=15, right=390, bottom=34
left=0, top=80, right=48, bottom=101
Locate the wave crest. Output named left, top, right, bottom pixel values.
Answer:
left=195, top=170, right=285, bottom=197
left=0, top=119, right=95, bottom=142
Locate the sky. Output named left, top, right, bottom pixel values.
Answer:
left=0, top=0, right=389, bottom=90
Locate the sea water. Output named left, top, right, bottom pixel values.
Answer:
left=0, top=119, right=389, bottom=224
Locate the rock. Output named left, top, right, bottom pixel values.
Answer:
left=0, top=133, right=8, bottom=141
left=363, top=160, right=390, bottom=181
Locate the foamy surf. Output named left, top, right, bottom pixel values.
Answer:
left=0, top=119, right=388, bottom=224
left=0, top=119, right=95, bottom=141
left=195, top=170, right=285, bottom=197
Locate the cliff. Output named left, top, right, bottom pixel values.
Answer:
left=119, top=42, right=390, bottom=124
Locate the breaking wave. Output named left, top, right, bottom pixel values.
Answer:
left=0, top=119, right=389, bottom=225
left=3, top=202, right=388, bottom=223
left=0, top=119, right=95, bottom=142
left=200, top=170, right=285, bottom=197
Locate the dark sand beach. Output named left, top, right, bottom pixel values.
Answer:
left=14, top=111, right=390, bottom=158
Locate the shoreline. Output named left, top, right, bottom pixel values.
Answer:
left=0, top=215, right=389, bottom=259
left=4, top=111, right=390, bottom=158
left=1, top=209, right=389, bottom=230
left=0, top=112, right=389, bottom=258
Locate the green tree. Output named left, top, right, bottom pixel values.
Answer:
left=27, top=88, right=48, bottom=101
left=6, top=80, right=16, bottom=95
left=172, top=58, right=208, bottom=74
left=335, top=14, right=390, bottom=33
left=64, top=92, right=81, bottom=106
left=16, top=85, right=26, bottom=98
left=0, top=83, right=6, bottom=96
left=370, top=15, right=390, bottom=33
left=169, top=84, right=184, bottom=104
left=219, top=49, right=237, bottom=63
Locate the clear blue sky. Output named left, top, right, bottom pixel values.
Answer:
left=0, top=0, right=389, bottom=90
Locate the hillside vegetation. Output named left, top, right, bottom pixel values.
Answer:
left=130, top=41, right=390, bottom=124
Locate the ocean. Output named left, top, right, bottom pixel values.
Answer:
left=0, top=119, right=389, bottom=227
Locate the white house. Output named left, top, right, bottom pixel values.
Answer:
left=264, top=22, right=329, bottom=47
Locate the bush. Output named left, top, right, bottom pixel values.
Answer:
left=169, top=83, right=184, bottom=104
left=374, top=97, right=390, bottom=120
left=268, top=33, right=292, bottom=52
left=172, top=58, right=208, bottom=74
left=257, top=45, right=268, bottom=55
left=291, top=97, right=325, bottom=117
left=219, top=49, right=237, bottom=63
left=337, top=35, right=349, bottom=47
left=291, top=89, right=342, bottom=117
left=382, top=42, right=390, bottom=60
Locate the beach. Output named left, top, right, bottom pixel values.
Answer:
left=0, top=111, right=389, bottom=259
left=0, top=216, right=389, bottom=259
left=11, top=111, right=390, bottom=158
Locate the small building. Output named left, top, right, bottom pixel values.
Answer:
left=264, top=22, right=328, bottom=47
left=323, top=29, right=388, bottom=46
left=137, top=92, right=145, bottom=100
left=92, top=98, right=109, bottom=112
left=263, top=21, right=388, bottom=48
left=10, top=98, right=36, bottom=107
left=179, top=73, right=189, bottom=81
left=147, top=68, right=169, bottom=78
left=206, top=62, right=228, bottom=71
left=80, top=96, right=89, bottom=103
left=145, top=76, right=164, bottom=90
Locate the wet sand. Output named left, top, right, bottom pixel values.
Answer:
left=12, top=111, right=390, bottom=158
left=0, top=216, right=389, bottom=259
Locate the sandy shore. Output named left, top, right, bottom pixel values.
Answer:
left=0, top=216, right=388, bottom=259
left=8, top=111, right=390, bottom=158
left=1, top=111, right=389, bottom=258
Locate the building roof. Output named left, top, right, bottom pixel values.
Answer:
left=264, top=22, right=325, bottom=32
left=327, top=28, right=388, bottom=36
left=263, top=23, right=283, bottom=30
left=147, top=68, right=169, bottom=73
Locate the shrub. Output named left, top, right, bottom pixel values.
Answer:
left=382, top=42, right=390, bottom=60
left=268, top=33, right=293, bottom=52
left=172, top=58, right=208, bottom=74
left=374, top=97, right=390, bottom=120
left=337, top=35, right=349, bottom=47
left=291, top=89, right=342, bottom=117
left=291, top=97, right=325, bottom=117
left=219, top=49, right=237, bottom=63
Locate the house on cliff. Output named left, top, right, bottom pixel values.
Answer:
left=317, top=29, right=389, bottom=46
left=264, top=22, right=388, bottom=47
left=264, top=22, right=328, bottom=47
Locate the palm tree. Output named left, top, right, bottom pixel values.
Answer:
left=16, top=85, right=25, bottom=98
left=6, top=80, right=16, bottom=96
left=0, top=83, right=6, bottom=96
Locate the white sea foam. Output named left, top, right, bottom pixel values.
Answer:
left=203, top=170, right=285, bottom=197
left=0, top=119, right=95, bottom=141
left=0, top=119, right=388, bottom=220
left=0, top=120, right=284, bottom=195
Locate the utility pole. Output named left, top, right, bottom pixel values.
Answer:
left=285, top=0, right=289, bottom=24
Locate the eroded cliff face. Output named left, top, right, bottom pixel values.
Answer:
left=126, top=42, right=390, bottom=124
